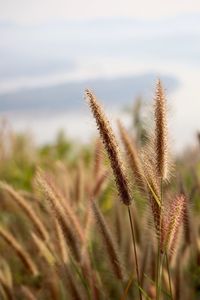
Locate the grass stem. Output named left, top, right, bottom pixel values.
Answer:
left=128, top=206, right=142, bottom=300
left=165, top=252, right=173, bottom=300
left=156, top=178, right=163, bottom=300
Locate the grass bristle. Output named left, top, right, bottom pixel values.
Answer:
left=154, top=79, right=169, bottom=181
left=118, top=120, right=147, bottom=195
left=85, top=89, right=132, bottom=206
left=161, top=195, right=186, bottom=254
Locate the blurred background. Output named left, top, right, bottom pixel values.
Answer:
left=0, top=0, right=200, bottom=152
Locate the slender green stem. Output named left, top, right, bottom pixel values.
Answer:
left=156, top=178, right=163, bottom=300
left=165, top=252, right=173, bottom=300
left=157, top=253, right=164, bottom=300
left=70, top=254, right=92, bottom=300
left=156, top=243, right=161, bottom=300
left=128, top=206, right=142, bottom=300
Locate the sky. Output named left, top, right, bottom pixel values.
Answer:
left=1, top=0, right=200, bottom=23
left=0, top=1, right=200, bottom=152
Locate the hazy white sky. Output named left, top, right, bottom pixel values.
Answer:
left=1, top=0, right=200, bottom=24
left=0, top=0, right=199, bottom=151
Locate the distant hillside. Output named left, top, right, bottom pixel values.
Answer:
left=0, top=73, right=179, bottom=112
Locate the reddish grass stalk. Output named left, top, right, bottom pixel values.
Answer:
left=86, top=90, right=142, bottom=300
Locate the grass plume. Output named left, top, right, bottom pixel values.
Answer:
left=85, top=89, right=132, bottom=206
left=118, top=120, right=146, bottom=194
left=154, top=79, right=169, bottom=181
left=161, top=195, right=186, bottom=254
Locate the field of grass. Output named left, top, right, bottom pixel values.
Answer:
left=0, top=80, right=200, bottom=300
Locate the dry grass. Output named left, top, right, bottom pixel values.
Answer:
left=0, top=80, right=199, bottom=299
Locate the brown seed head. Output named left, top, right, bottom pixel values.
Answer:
left=154, top=79, right=169, bottom=180
left=118, top=120, right=146, bottom=194
left=160, top=195, right=185, bottom=254
left=85, top=89, right=132, bottom=205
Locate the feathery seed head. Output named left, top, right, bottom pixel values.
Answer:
left=154, top=79, right=169, bottom=180
left=160, top=195, right=185, bottom=254
left=85, top=89, right=132, bottom=205
left=118, top=120, right=146, bottom=195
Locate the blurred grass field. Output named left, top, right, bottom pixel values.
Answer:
left=0, top=92, right=200, bottom=300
